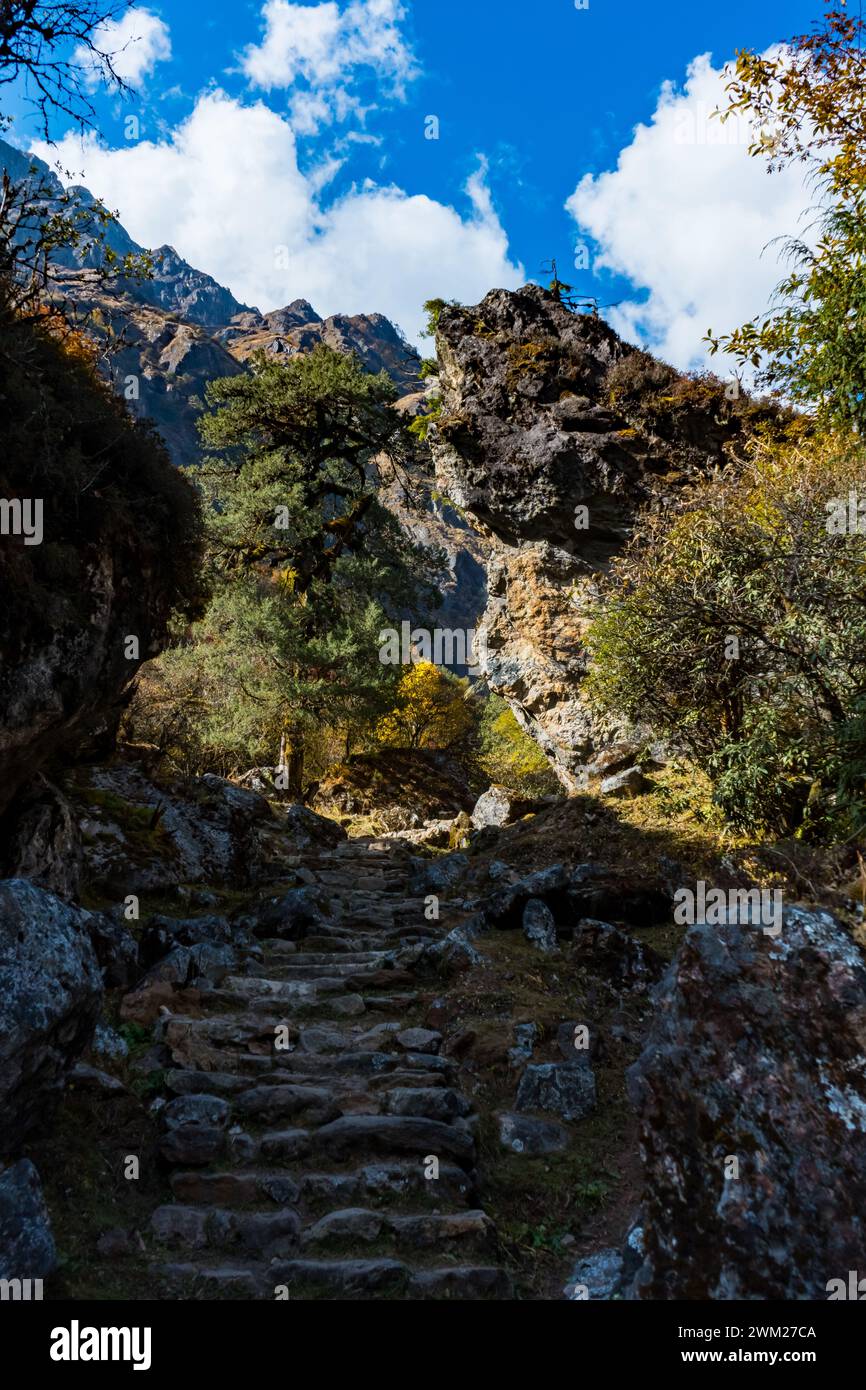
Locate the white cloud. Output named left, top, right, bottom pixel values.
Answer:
left=566, top=51, right=817, bottom=372
left=35, top=91, right=523, bottom=345
left=240, top=0, right=417, bottom=131
left=74, top=7, right=172, bottom=89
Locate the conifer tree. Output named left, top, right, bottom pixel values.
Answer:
left=159, top=345, right=441, bottom=795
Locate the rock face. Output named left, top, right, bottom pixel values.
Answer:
left=627, top=906, right=866, bottom=1300
left=0, top=776, right=82, bottom=898
left=73, top=759, right=331, bottom=894
left=429, top=284, right=774, bottom=788
left=0, top=881, right=103, bottom=1158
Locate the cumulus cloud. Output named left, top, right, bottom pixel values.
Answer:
left=35, top=91, right=523, bottom=344
left=566, top=51, right=817, bottom=372
left=74, top=7, right=172, bottom=89
left=239, top=0, right=417, bottom=131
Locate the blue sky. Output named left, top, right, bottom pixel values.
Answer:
left=5, top=0, right=823, bottom=357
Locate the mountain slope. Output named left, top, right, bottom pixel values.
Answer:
left=0, top=138, right=423, bottom=468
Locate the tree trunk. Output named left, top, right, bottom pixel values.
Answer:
left=287, top=744, right=304, bottom=800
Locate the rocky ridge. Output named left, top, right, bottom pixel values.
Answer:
left=428, top=284, right=778, bottom=788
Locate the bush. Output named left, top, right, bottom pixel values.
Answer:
left=476, top=694, right=559, bottom=798
left=0, top=281, right=204, bottom=668
left=584, top=433, right=866, bottom=837
left=376, top=661, right=476, bottom=750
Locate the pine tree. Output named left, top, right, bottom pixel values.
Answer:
left=158, top=345, right=441, bottom=795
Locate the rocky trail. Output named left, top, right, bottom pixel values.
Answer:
left=147, top=836, right=512, bottom=1300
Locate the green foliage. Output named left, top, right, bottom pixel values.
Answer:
left=584, top=434, right=866, bottom=837
left=421, top=297, right=458, bottom=339
left=132, top=346, right=441, bottom=787
left=477, top=694, right=559, bottom=797
left=408, top=394, right=441, bottom=443
left=708, top=8, right=866, bottom=431
left=0, top=281, right=204, bottom=638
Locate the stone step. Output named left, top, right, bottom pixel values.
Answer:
left=234, top=1083, right=340, bottom=1126
left=297, top=1161, right=475, bottom=1210
left=411, top=1266, right=513, bottom=1300
left=154, top=1261, right=265, bottom=1298
left=313, top=1114, right=476, bottom=1166
left=300, top=1207, right=494, bottom=1255
left=269, top=1257, right=410, bottom=1297
left=266, top=951, right=390, bottom=968
left=170, top=1170, right=301, bottom=1208
left=381, top=1087, right=472, bottom=1123
left=221, top=975, right=348, bottom=1000
left=360, top=992, right=419, bottom=1013
left=281, top=936, right=360, bottom=954
left=149, top=833, right=512, bottom=1301
left=195, top=991, right=368, bottom=1020
left=268, top=1259, right=513, bottom=1300
left=152, top=1204, right=301, bottom=1257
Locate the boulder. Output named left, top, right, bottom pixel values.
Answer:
left=0, top=880, right=102, bottom=1158
left=416, top=918, right=485, bottom=976
left=0, top=1160, right=57, bottom=1281
left=497, top=1112, right=570, bottom=1156
left=241, top=887, right=326, bottom=941
left=481, top=864, right=570, bottom=930
left=76, top=762, right=285, bottom=894
left=523, top=897, right=558, bottom=953
left=573, top=919, right=665, bottom=991
left=86, top=910, right=139, bottom=989
left=140, top=942, right=236, bottom=989
left=508, top=1022, right=539, bottom=1069
left=516, top=1059, right=597, bottom=1123
left=282, top=803, right=347, bottom=849
left=91, top=1022, right=129, bottom=1063
left=410, top=853, right=468, bottom=896
left=627, top=907, right=866, bottom=1299
left=600, top=767, right=652, bottom=799
left=471, top=786, right=537, bottom=829
left=584, top=741, right=643, bottom=779
left=564, top=1248, right=623, bottom=1301
left=140, top=914, right=235, bottom=969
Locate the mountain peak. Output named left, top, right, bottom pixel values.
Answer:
left=263, top=300, right=323, bottom=333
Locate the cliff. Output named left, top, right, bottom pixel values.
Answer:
left=429, top=284, right=777, bottom=788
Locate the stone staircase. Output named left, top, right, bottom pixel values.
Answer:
left=149, top=837, right=513, bottom=1299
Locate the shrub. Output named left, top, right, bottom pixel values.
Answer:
left=476, top=694, right=559, bottom=798
left=584, top=433, right=866, bottom=837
